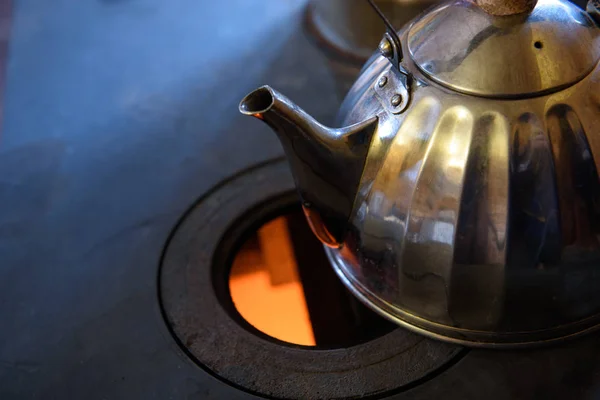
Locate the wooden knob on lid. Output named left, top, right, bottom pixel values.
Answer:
left=474, top=0, right=538, bottom=15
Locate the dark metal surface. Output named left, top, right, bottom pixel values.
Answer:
left=0, top=0, right=10, bottom=134
left=0, top=1, right=348, bottom=398
left=1, top=0, right=600, bottom=398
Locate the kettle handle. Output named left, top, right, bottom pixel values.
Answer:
left=588, top=0, right=600, bottom=24
left=366, top=0, right=403, bottom=70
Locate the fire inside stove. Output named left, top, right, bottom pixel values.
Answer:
left=229, top=216, right=316, bottom=346
left=227, top=206, right=396, bottom=349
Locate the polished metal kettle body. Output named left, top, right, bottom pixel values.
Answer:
left=240, top=0, right=600, bottom=347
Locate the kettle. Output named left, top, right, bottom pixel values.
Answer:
left=239, top=0, right=600, bottom=348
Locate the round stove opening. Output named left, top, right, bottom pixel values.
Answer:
left=227, top=204, right=396, bottom=348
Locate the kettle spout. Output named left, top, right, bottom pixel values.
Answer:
left=239, top=86, right=378, bottom=247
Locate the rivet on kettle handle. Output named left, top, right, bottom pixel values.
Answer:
left=374, top=70, right=410, bottom=114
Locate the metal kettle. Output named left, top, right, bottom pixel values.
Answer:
left=239, top=0, right=600, bottom=348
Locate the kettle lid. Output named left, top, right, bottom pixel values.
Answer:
left=407, top=0, right=600, bottom=97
